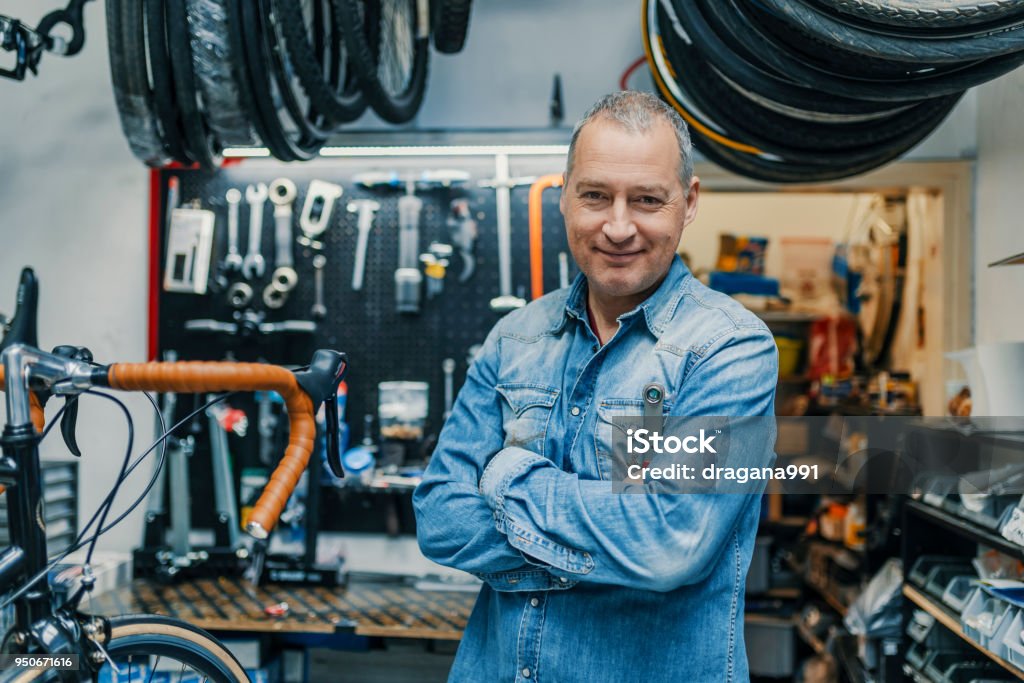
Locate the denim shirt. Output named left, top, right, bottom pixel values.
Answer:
left=413, top=256, right=778, bottom=683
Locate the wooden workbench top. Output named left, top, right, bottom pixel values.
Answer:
left=89, top=577, right=478, bottom=641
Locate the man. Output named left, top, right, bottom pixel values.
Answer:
left=413, top=91, right=778, bottom=682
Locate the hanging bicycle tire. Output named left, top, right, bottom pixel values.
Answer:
left=809, top=0, right=1024, bottom=30
left=336, top=0, right=430, bottom=124
left=272, top=0, right=367, bottom=126
left=0, top=615, right=248, bottom=683
left=432, top=0, right=474, bottom=54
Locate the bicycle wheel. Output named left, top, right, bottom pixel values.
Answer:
left=810, top=0, right=1024, bottom=29
left=272, top=0, right=367, bottom=126
left=337, top=0, right=430, bottom=124
left=0, top=615, right=249, bottom=682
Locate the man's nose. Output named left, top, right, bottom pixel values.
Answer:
left=602, top=198, right=637, bottom=243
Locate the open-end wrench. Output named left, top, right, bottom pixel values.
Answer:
left=223, top=189, right=243, bottom=273
left=269, top=178, right=298, bottom=293
left=242, top=183, right=268, bottom=279
left=311, top=254, right=327, bottom=319
left=347, top=199, right=380, bottom=291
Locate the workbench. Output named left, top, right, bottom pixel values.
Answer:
left=90, top=576, right=477, bottom=641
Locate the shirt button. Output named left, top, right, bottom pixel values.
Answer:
left=522, top=668, right=531, bottom=678
left=530, top=597, right=539, bottom=607
left=570, top=406, right=581, bottom=416
left=559, top=577, right=568, bottom=583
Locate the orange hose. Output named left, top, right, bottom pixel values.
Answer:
left=529, top=174, right=565, bottom=300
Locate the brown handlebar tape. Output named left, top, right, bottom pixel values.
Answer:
left=0, top=366, right=48, bottom=495
left=106, top=362, right=316, bottom=538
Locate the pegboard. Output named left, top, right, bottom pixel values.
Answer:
left=155, top=154, right=573, bottom=487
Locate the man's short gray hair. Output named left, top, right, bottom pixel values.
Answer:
left=565, top=91, right=694, bottom=192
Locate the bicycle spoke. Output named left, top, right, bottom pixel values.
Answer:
left=146, top=655, right=161, bottom=683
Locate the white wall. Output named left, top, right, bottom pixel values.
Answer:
left=0, top=1, right=986, bottom=553
left=974, top=68, right=1024, bottom=344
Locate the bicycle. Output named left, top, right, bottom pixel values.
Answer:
left=0, top=268, right=348, bottom=682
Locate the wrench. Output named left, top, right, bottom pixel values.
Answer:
left=347, top=199, right=380, bottom=291
left=311, top=254, right=327, bottom=319
left=269, top=178, right=298, bottom=293
left=443, top=358, right=455, bottom=420
left=223, top=189, right=243, bottom=273
left=243, top=183, right=268, bottom=279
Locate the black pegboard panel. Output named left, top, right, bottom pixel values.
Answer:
left=157, top=156, right=574, bottom=459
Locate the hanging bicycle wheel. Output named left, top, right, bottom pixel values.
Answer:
left=0, top=615, right=249, bottom=683
left=337, top=0, right=430, bottom=124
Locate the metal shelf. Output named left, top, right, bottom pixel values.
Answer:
left=903, top=583, right=1022, bottom=679
left=905, top=500, right=1024, bottom=563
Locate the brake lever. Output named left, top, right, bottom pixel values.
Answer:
left=324, top=391, right=344, bottom=479
left=50, top=345, right=93, bottom=457
left=294, top=350, right=349, bottom=479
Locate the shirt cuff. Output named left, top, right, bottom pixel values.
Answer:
left=479, top=447, right=545, bottom=512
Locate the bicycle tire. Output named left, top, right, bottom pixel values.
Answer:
left=0, top=614, right=248, bottom=683
left=144, top=0, right=191, bottom=164
left=106, top=0, right=171, bottom=166
left=337, top=0, right=430, bottom=124
left=432, top=0, right=473, bottom=54
left=811, top=0, right=1024, bottom=29
left=186, top=0, right=260, bottom=146
left=675, top=0, right=1024, bottom=102
left=166, top=0, right=223, bottom=168
left=756, top=0, right=1024, bottom=63
left=272, top=0, right=367, bottom=126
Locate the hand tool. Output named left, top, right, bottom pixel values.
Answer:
left=243, top=183, right=268, bottom=279
left=420, top=242, right=453, bottom=299
left=185, top=310, right=316, bottom=336
left=311, top=254, right=327, bottom=319
left=347, top=199, right=381, bottom=291
left=447, top=199, right=478, bottom=283
left=395, top=182, right=424, bottom=314
left=223, top=188, right=244, bottom=272
left=263, top=282, right=287, bottom=309
left=298, top=180, right=343, bottom=249
left=227, top=282, right=253, bottom=309
left=442, top=358, right=455, bottom=420
left=269, top=178, right=299, bottom=293
left=481, top=155, right=536, bottom=311
left=206, top=395, right=241, bottom=549
left=528, top=173, right=565, bottom=299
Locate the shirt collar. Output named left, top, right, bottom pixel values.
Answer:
left=559, top=255, right=691, bottom=338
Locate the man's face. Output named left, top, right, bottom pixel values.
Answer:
left=560, top=117, right=699, bottom=307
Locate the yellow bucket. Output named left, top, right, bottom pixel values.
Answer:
left=775, top=336, right=805, bottom=379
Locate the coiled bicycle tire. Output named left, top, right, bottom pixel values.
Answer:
left=186, top=0, right=260, bottom=146
left=756, top=0, right=1024, bottom=62
left=144, top=0, right=190, bottom=164
left=810, top=0, right=1024, bottom=29
left=166, top=0, right=222, bottom=168
left=337, top=0, right=430, bottom=124
left=106, top=0, right=171, bottom=166
left=272, top=0, right=367, bottom=126
left=432, top=0, right=473, bottom=54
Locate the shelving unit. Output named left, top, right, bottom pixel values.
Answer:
left=903, top=584, right=1021, bottom=678
left=905, top=500, right=1024, bottom=562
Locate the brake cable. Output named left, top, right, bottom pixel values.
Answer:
left=0, top=0, right=94, bottom=81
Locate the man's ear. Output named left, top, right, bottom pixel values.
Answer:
left=559, top=173, right=568, bottom=215
left=683, top=176, right=700, bottom=227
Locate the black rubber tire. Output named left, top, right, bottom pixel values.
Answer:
left=272, top=0, right=367, bottom=126
left=756, top=0, right=1024, bottom=63
left=337, top=0, right=430, bottom=124
left=144, top=0, right=191, bottom=164
left=810, top=0, right=1024, bottom=29
left=185, top=0, right=260, bottom=146
left=166, top=0, right=222, bottom=168
left=106, top=0, right=171, bottom=166
left=432, top=0, right=473, bottom=54
left=0, top=615, right=249, bottom=683
left=674, top=0, right=1024, bottom=102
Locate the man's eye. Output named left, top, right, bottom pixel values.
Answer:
left=582, top=191, right=604, bottom=200
left=636, top=196, right=662, bottom=206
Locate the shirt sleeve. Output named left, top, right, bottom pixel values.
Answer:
left=478, top=328, right=778, bottom=592
left=412, top=322, right=578, bottom=593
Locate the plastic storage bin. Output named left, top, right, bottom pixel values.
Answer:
left=999, top=610, right=1024, bottom=672
left=941, top=575, right=979, bottom=614
left=746, top=535, right=773, bottom=594
left=744, top=616, right=795, bottom=678
left=925, top=563, right=975, bottom=602
left=961, top=588, right=1015, bottom=651
left=906, top=610, right=962, bottom=650
left=909, top=556, right=973, bottom=589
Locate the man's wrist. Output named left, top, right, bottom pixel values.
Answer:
left=479, top=447, right=543, bottom=511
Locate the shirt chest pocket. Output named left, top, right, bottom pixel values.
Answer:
left=594, top=399, right=673, bottom=481
left=495, top=383, right=559, bottom=457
